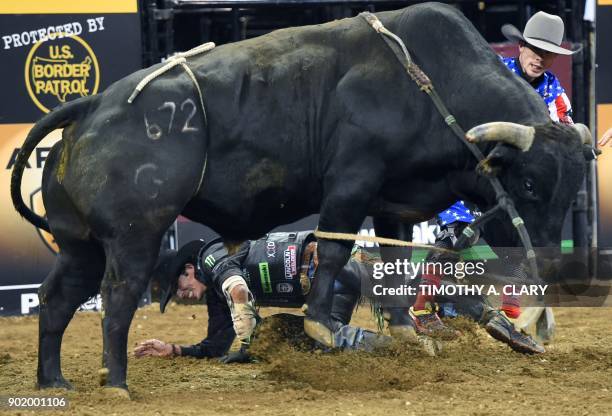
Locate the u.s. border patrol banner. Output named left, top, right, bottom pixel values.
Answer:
left=597, top=1, right=612, bottom=249
left=0, top=0, right=141, bottom=316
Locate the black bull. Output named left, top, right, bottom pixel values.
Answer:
left=11, top=3, right=588, bottom=390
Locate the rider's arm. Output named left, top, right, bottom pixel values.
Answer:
left=213, top=242, right=257, bottom=343
left=178, top=293, right=235, bottom=358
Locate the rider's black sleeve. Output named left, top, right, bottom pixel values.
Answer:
left=179, top=292, right=235, bottom=358
left=210, top=241, right=252, bottom=288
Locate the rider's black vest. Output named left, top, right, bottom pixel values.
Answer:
left=242, top=231, right=315, bottom=307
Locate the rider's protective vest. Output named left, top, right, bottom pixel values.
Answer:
left=242, top=231, right=315, bottom=307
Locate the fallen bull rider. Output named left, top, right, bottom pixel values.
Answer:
left=134, top=231, right=393, bottom=362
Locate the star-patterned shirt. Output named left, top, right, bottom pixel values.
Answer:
left=437, top=200, right=477, bottom=226
left=437, top=56, right=573, bottom=225
left=503, top=56, right=573, bottom=124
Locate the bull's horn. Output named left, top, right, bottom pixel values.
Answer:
left=573, top=123, right=593, bottom=145
left=466, top=122, right=535, bottom=152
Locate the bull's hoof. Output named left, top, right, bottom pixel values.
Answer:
left=97, top=367, right=109, bottom=386
left=416, top=335, right=443, bottom=357
left=333, top=325, right=393, bottom=352
left=514, top=306, right=546, bottom=336
left=535, top=307, right=555, bottom=345
left=36, top=377, right=74, bottom=390
left=97, top=367, right=130, bottom=396
left=304, top=318, right=334, bottom=347
left=389, top=325, right=441, bottom=357
left=101, top=386, right=131, bottom=400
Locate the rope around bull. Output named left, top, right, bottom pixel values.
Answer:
left=314, top=229, right=454, bottom=253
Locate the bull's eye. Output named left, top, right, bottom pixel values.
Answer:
left=524, top=179, right=534, bottom=194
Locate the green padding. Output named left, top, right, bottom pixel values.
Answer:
left=461, top=245, right=498, bottom=260
left=410, top=245, right=497, bottom=262
left=561, top=239, right=574, bottom=254
left=410, top=239, right=575, bottom=261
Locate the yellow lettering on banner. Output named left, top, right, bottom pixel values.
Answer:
left=34, top=80, right=45, bottom=94
left=0, top=0, right=137, bottom=14
left=32, top=62, right=91, bottom=78
left=24, top=34, right=99, bottom=113
left=34, top=79, right=89, bottom=98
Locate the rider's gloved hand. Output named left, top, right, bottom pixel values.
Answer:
left=218, top=345, right=252, bottom=364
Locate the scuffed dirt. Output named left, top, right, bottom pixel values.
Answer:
left=0, top=305, right=611, bottom=415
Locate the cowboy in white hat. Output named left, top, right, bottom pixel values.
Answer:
left=501, top=11, right=578, bottom=124
left=503, top=13, right=612, bottom=148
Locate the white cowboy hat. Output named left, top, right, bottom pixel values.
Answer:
left=501, top=11, right=579, bottom=55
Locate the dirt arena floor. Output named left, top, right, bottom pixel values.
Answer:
left=1, top=304, right=611, bottom=415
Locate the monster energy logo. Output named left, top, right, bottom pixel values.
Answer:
left=204, top=255, right=215, bottom=268
left=258, top=262, right=272, bottom=294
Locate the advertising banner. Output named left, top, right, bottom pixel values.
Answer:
left=0, top=0, right=141, bottom=315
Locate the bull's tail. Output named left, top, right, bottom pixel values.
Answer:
left=10, top=95, right=97, bottom=232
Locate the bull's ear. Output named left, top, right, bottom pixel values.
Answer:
left=476, top=144, right=518, bottom=177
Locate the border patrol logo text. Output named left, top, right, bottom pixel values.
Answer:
left=25, top=34, right=99, bottom=113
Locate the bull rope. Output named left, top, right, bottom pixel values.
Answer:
left=127, top=42, right=216, bottom=197
left=313, top=230, right=454, bottom=254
